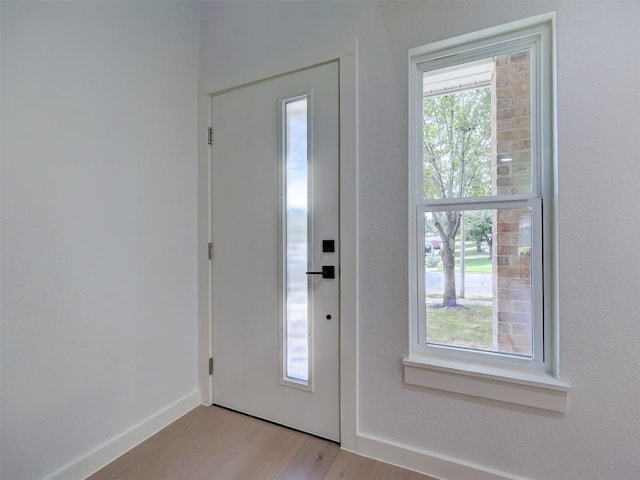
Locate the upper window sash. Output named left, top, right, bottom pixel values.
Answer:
left=413, top=18, right=555, bottom=202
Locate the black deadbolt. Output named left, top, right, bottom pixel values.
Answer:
left=322, top=240, right=335, bottom=253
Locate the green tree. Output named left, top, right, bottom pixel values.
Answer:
left=423, top=88, right=491, bottom=307
left=466, top=209, right=493, bottom=254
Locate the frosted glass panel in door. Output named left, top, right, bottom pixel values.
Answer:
left=284, top=97, right=309, bottom=383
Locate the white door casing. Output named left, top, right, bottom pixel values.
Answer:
left=211, top=62, right=340, bottom=441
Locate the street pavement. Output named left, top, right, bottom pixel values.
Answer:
left=425, top=271, right=492, bottom=298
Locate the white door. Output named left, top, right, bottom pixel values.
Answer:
left=211, top=62, right=340, bottom=441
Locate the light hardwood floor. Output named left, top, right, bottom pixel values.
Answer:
left=88, top=406, right=434, bottom=480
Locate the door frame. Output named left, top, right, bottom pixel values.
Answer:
left=197, top=54, right=357, bottom=449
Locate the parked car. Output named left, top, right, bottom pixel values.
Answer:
left=425, top=237, right=442, bottom=254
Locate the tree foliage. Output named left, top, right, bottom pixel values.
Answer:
left=466, top=209, right=493, bottom=254
left=423, top=88, right=492, bottom=200
left=423, top=87, right=492, bottom=307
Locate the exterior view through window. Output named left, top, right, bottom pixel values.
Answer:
left=420, top=51, right=538, bottom=357
left=407, top=16, right=565, bottom=410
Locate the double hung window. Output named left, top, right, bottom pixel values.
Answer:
left=405, top=14, right=569, bottom=411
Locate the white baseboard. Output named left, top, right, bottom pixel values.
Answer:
left=354, top=434, right=527, bottom=480
left=44, top=389, right=201, bottom=480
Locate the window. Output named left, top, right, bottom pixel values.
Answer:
left=405, top=14, right=569, bottom=412
left=280, top=95, right=312, bottom=388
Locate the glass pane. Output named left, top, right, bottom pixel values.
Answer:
left=285, top=98, right=309, bottom=383
left=424, top=208, right=533, bottom=357
left=422, top=51, right=532, bottom=199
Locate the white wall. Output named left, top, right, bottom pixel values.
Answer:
left=2, top=2, right=638, bottom=479
left=1, top=2, right=200, bottom=479
left=200, top=2, right=640, bottom=479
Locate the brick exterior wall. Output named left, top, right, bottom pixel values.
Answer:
left=491, top=51, right=533, bottom=356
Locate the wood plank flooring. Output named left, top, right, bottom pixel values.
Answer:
left=88, top=406, right=434, bottom=480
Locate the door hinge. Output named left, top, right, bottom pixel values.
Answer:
left=208, top=357, right=214, bottom=375
left=208, top=242, right=213, bottom=260
left=207, top=126, right=213, bottom=145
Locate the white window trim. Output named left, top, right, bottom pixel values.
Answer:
left=405, top=13, right=570, bottom=412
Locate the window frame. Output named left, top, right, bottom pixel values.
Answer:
left=405, top=13, right=570, bottom=412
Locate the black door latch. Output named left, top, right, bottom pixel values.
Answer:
left=305, top=265, right=335, bottom=279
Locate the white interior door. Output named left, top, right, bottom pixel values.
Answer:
left=211, top=62, right=340, bottom=441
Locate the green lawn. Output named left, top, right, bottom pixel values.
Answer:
left=425, top=239, right=494, bottom=349
left=461, top=254, right=492, bottom=273
left=426, top=303, right=493, bottom=351
left=427, top=240, right=492, bottom=274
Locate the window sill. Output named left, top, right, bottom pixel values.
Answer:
left=403, top=356, right=570, bottom=412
